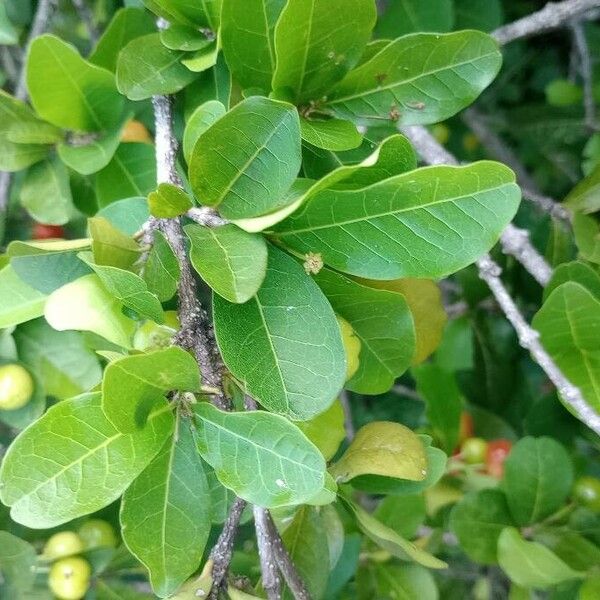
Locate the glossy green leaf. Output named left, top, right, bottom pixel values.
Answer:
left=79, top=252, right=165, bottom=323
left=96, top=143, right=157, bottom=208
left=300, top=118, right=362, bottom=151
left=0, top=134, right=49, bottom=171
left=0, top=265, right=47, bottom=328
left=185, top=223, right=267, bottom=303
left=27, top=35, right=124, bottom=131
left=89, top=216, right=141, bottom=271
left=370, top=564, right=438, bottom=600
left=374, top=494, right=426, bottom=540
left=326, top=31, right=501, bottom=126
left=182, top=100, right=226, bottom=163
left=450, top=490, right=515, bottom=564
left=0, top=392, right=173, bottom=528
left=454, top=0, right=504, bottom=32
left=273, top=161, right=521, bottom=279
left=14, top=318, right=102, bottom=400
left=102, top=347, right=200, bottom=433
left=213, top=246, right=345, bottom=420
left=189, top=96, right=301, bottom=219
left=181, top=42, right=219, bottom=73
left=352, top=435, right=447, bottom=495
left=330, top=421, right=426, bottom=483
left=148, top=184, right=193, bottom=219
left=534, top=529, right=600, bottom=572
left=497, top=528, right=584, bottom=589
left=503, top=436, right=574, bottom=526
left=121, top=424, right=210, bottom=597
left=272, top=0, right=377, bottom=103
left=98, top=197, right=151, bottom=235
left=221, top=0, right=285, bottom=91
left=281, top=506, right=329, bottom=600
left=193, top=403, right=326, bottom=507
left=117, top=33, right=197, bottom=101
left=413, top=363, right=462, bottom=454
left=143, top=230, right=180, bottom=302
left=44, top=274, right=136, bottom=348
left=314, top=268, right=415, bottom=394
left=543, top=260, right=600, bottom=301
left=533, top=282, right=600, bottom=412
left=20, top=157, right=74, bottom=226
left=341, top=497, right=447, bottom=569
left=8, top=239, right=92, bottom=294
left=375, top=0, right=453, bottom=38
left=295, top=398, right=345, bottom=461
left=143, top=0, right=220, bottom=29
left=0, top=532, right=37, bottom=597
left=90, top=7, right=157, bottom=72
left=160, top=24, right=213, bottom=51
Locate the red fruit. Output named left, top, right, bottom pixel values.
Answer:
left=486, top=439, right=512, bottom=478
left=32, top=223, right=65, bottom=240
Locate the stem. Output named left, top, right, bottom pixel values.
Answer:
left=339, top=390, right=356, bottom=441
left=492, top=0, right=600, bottom=45
left=571, top=21, right=598, bottom=131
left=208, top=498, right=247, bottom=599
left=71, top=0, right=99, bottom=45
left=254, top=506, right=283, bottom=600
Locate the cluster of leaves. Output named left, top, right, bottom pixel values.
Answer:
left=0, top=0, right=599, bottom=599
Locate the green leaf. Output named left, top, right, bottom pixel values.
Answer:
left=57, top=124, right=125, bottom=176
left=44, top=273, right=136, bottom=348
left=375, top=0, right=453, bottom=38
left=8, top=239, right=92, bottom=294
left=96, top=143, right=157, bottom=208
left=193, top=403, right=326, bottom=508
left=0, top=532, right=37, bottom=597
left=450, top=489, right=515, bottom=564
left=534, top=530, right=600, bottom=572
left=14, top=318, right=102, bottom=400
left=300, top=118, right=362, bottom=151
left=370, top=564, right=439, bottom=600
left=272, top=0, right=377, bottom=103
left=121, top=423, right=211, bottom=597
left=281, top=506, right=329, bottom=600
left=20, top=157, right=74, bottom=226
left=182, top=100, right=226, bottom=163
left=79, top=252, right=165, bottom=323
left=352, top=435, right=447, bottom=495
left=89, top=216, right=141, bottom=271
left=572, top=213, right=600, bottom=264
left=374, top=494, right=426, bottom=540
left=454, top=0, right=504, bottom=32
left=117, top=33, right=197, bottom=101
left=27, top=35, right=124, bottom=131
left=295, top=398, right=345, bottom=461
left=143, top=0, right=220, bottom=30
left=543, top=260, right=600, bottom=301
left=89, top=7, right=157, bottom=73
left=143, top=230, right=180, bottom=302
left=503, top=436, right=574, bottom=526
left=189, top=96, right=301, bottom=219
left=213, top=246, right=345, bottom=420
left=102, top=347, right=200, bottom=433
left=180, top=42, right=219, bottom=73
left=413, top=363, right=462, bottom=454
left=0, top=392, right=173, bottom=528
left=497, top=528, right=584, bottom=589
left=148, top=184, right=194, bottom=219
left=326, top=31, right=501, bottom=126
left=0, top=3, right=18, bottom=44
left=185, top=223, right=267, bottom=303
left=0, top=134, right=49, bottom=171
left=273, top=161, right=521, bottom=279
left=533, top=282, right=600, bottom=412
left=313, top=268, right=415, bottom=394
left=0, top=265, right=47, bottom=329
left=330, top=421, right=426, bottom=483
left=220, top=0, right=286, bottom=91
left=160, top=24, right=213, bottom=51
left=341, top=496, right=447, bottom=569
left=98, top=197, right=150, bottom=236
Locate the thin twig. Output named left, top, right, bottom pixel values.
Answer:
left=400, top=124, right=555, bottom=286
left=71, top=0, right=99, bottom=45
left=339, top=390, right=356, bottom=441
left=492, top=0, right=600, bottom=45
left=477, top=255, right=600, bottom=436
left=571, top=21, right=598, bottom=131
left=262, top=510, right=311, bottom=600
left=208, top=498, right=248, bottom=599
left=254, top=506, right=283, bottom=600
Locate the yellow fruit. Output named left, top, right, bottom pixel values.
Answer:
left=0, top=364, right=34, bottom=410
left=78, top=519, right=118, bottom=549
left=43, top=531, right=84, bottom=561
left=121, top=119, right=152, bottom=143
left=48, top=557, right=91, bottom=600
left=336, top=316, right=361, bottom=380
